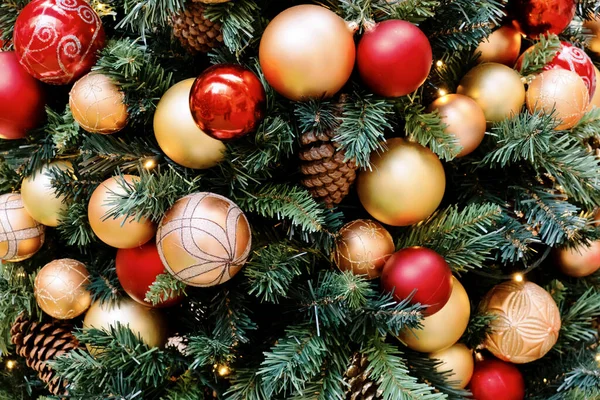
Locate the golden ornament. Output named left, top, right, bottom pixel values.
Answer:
left=555, top=241, right=600, bottom=278
left=0, top=193, right=45, bottom=262
left=457, top=63, right=526, bottom=124
left=333, top=219, right=395, bottom=279
left=357, top=138, right=445, bottom=226
left=157, top=192, right=252, bottom=287
left=34, top=259, right=92, bottom=320
left=430, top=343, right=474, bottom=389
left=154, top=79, right=225, bottom=169
left=428, top=94, right=487, bottom=157
left=583, top=17, right=600, bottom=56
left=259, top=5, right=356, bottom=101
left=88, top=175, right=156, bottom=249
left=526, top=68, right=589, bottom=130
left=586, top=66, right=600, bottom=110
left=475, top=26, right=522, bottom=66
left=69, top=73, right=128, bottom=134
left=21, top=161, right=72, bottom=227
left=481, top=281, right=561, bottom=364
left=398, top=277, right=470, bottom=353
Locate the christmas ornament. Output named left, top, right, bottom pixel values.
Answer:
left=427, top=94, right=487, bottom=157
left=357, top=138, right=445, bottom=226
left=509, top=0, right=575, bottom=37
left=21, top=161, right=72, bottom=227
left=88, top=175, right=156, bottom=249
left=0, top=193, right=45, bottom=262
left=189, top=64, right=266, bottom=140
left=584, top=17, right=600, bottom=56
left=457, top=63, right=526, bottom=124
left=469, top=358, right=525, bottom=400
left=259, top=4, right=356, bottom=101
left=343, top=353, right=383, bottom=400
left=13, top=0, right=105, bottom=85
left=357, top=20, right=432, bottom=97
left=172, top=2, right=223, bottom=53
left=555, top=241, right=600, bottom=277
left=69, top=73, right=128, bottom=134
left=588, top=66, right=600, bottom=110
left=333, top=219, right=395, bottom=279
left=196, top=0, right=231, bottom=3
left=526, top=69, right=589, bottom=130
left=430, top=343, right=474, bottom=389
left=481, top=280, right=561, bottom=363
left=475, top=26, right=522, bottom=66
left=157, top=192, right=252, bottom=287
left=116, top=242, right=183, bottom=308
left=34, top=259, right=92, bottom=320
left=381, top=247, right=453, bottom=316
left=154, top=78, right=225, bottom=169
left=398, top=277, right=470, bottom=353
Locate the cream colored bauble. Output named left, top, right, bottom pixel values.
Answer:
left=429, top=343, right=474, bottom=389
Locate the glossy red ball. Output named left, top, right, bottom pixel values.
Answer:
left=116, top=242, right=183, bottom=308
left=13, top=0, right=105, bottom=85
left=189, top=64, right=266, bottom=141
left=381, top=247, right=452, bottom=316
left=469, top=359, right=525, bottom=400
left=509, top=0, right=575, bottom=37
left=357, top=20, right=432, bottom=97
left=0, top=51, right=45, bottom=140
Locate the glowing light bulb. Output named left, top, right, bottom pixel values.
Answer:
left=514, top=273, right=524, bottom=282
left=143, top=159, right=156, bottom=170
left=217, top=364, right=231, bottom=377
left=436, top=60, right=444, bottom=68
left=6, top=360, right=16, bottom=370
left=438, top=89, right=447, bottom=97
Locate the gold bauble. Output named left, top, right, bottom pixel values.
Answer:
left=259, top=5, right=356, bottom=101
left=475, top=26, right=522, bottom=66
left=34, top=259, right=92, bottom=320
left=428, top=94, right=487, bottom=157
left=0, top=193, right=45, bottom=262
left=430, top=343, right=474, bottom=389
left=21, top=161, right=72, bottom=227
left=357, top=138, right=445, bottom=227
left=481, top=281, right=561, bottom=364
left=398, top=277, right=470, bottom=353
left=88, top=175, right=156, bottom=249
left=587, top=66, right=600, bottom=110
left=526, top=69, right=589, bottom=130
left=333, top=219, right=395, bottom=279
left=69, top=73, right=128, bottom=134
left=457, top=63, right=526, bottom=124
left=583, top=18, right=600, bottom=55
left=555, top=241, right=600, bottom=278
left=157, top=192, right=252, bottom=287
left=154, top=79, right=225, bottom=169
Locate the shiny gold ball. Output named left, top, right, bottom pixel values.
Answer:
left=428, top=94, right=487, bottom=157
left=481, top=280, right=561, bottom=364
left=357, top=138, right=445, bottom=226
left=526, top=69, right=589, bottom=130
left=154, top=79, right=225, bottom=169
left=430, top=343, right=474, bottom=389
left=475, top=26, right=522, bottom=66
left=583, top=17, right=600, bottom=56
left=587, top=66, right=600, bottom=110
left=70, top=73, right=128, bottom=134
left=555, top=241, right=600, bottom=278
left=34, top=259, right=92, bottom=320
left=88, top=175, right=156, bottom=249
left=21, top=161, right=72, bottom=227
left=0, top=193, right=45, bottom=262
left=157, top=192, right=252, bottom=287
left=457, top=63, right=526, bottom=124
left=398, top=277, right=470, bottom=353
left=333, top=219, right=395, bottom=279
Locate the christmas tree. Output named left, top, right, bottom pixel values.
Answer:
left=0, top=0, right=599, bottom=399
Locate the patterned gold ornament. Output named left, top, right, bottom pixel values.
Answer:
left=34, top=259, right=92, bottom=320
left=481, top=281, right=561, bottom=364
left=157, top=192, right=252, bottom=287
left=0, top=193, right=45, bottom=262
left=430, top=343, right=474, bottom=389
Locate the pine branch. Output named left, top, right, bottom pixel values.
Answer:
left=145, top=273, right=186, bottom=306
left=570, top=107, right=600, bottom=141
left=44, top=106, right=82, bottom=152
left=57, top=201, right=97, bottom=247
left=116, top=0, right=186, bottom=40
left=517, top=34, right=561, bottom=76
left=374, top=0, right=439, bottom=24
left=204, top=0, right=262, bottom=55
left=460, top=312, right=495, bottom=349
left=575, top=0, right=600, bottom=20
left=0, top=0, right=27, bottom=46
left=85, top=256, right=121, bottom=304
left=0, top=161, right=20, bottom=193
left=224, top=369, right=269, bottom=400
left=209, top=289, right=257, bottom=349
left=295, top=99, right=341, bottom=136
left=187, top=333, right=233, bottom=370
left=498, top=215, right=540, bottom=263
left=161, top=371, right=207, bottom=400
left=555, top=287, right=600, bottom=352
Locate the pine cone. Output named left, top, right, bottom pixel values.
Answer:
left=10, top=314, right=81, bottom=396
left=172, top=2, right=223, bottom=54
left=344, top=353, right=383, bottom=400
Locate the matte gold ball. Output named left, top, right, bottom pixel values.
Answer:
left=70, top=73, right=128, bottom=134
left=555, top=241, right=600, bottom=278
left=481, top=281, right=561, bottom=363
left=34, top=259, right=92, bottom=320
left=430, top=343, right=474, bottom=389
left=0, top=193, right=45, bottom=262
left=21, top=161, right=72, bottom=227
left=475, top=26, right=522, bottom=66
left=357, top=138, right=445, bottom=226
left=157, top=192, right=252, bottom=287
left=154, top=79, right=225, bottom=169
left=333, top=219, right=395, bottom=279
left=88, top=175, right=156, bottom=249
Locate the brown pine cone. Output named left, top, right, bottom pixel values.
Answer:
left=172, top=2, right=223, bottom=53
left=344, top=353, right=383, bottom=400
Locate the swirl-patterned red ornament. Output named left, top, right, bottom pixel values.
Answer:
left=13, top=0, right=105, bottom=85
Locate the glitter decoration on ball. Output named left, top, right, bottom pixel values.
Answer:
left=0, top=193, right=45, bottom=262
left=469, top=358, right=525, bottom=400
left=430, top=343, right=474, bottom=389
left=475, top=26, right=522, bottom=66
left=555, top=241, right=600, bottom=278
left=508, top=0, right=575, bottom=37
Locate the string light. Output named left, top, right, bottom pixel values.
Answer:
left=513, top=273, right=524, bottom=282
left=5, top=360, right=16, bottom=370
left=596, top=353, right=600, bottom=362
left=543, top=378, right=548, bottom=383
left=143, top=158, right=157, bottom=170
left=438, top=88, right=447, bottom=97
left=216, top=364, right=231, bottom=377
left=436, top=60, right=444, bottom=68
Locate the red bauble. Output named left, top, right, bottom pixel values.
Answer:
left=469, top=358, right=525, bottom=400
left=116, top=242, right=183, bottom=308
left=189, top=64, right=266, bottom=141
left=0, top=52, right=45, bottom=140
left=380, top=247, right=452, bottom=316
left=13, top=0, right=105, bottom=85
left=509, top=0, right=575, bottom=37
left=357, top=20, right=432, bottom=97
